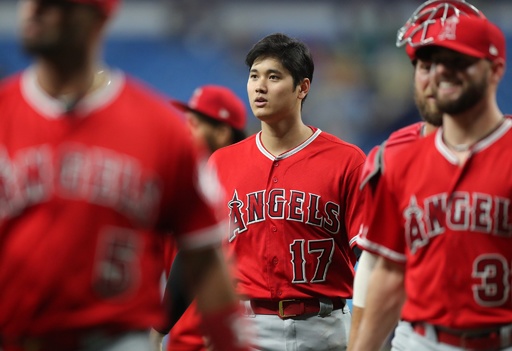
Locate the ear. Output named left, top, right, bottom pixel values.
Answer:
left=298, top=78, right=311, bottom=99
left=490, top=58, right=506, bottom=85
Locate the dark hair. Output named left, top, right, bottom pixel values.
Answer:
left=245, top=33, right=314, bottom=103
left=230, top=128, right=247, bottom=144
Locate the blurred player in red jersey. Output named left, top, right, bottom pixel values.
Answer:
left=0, top=1, right=250, bottom=351
left=207, top=33, right=365, bottom=350
left=150, top=85, right=248, bottom=351
left=353, top=12, right=512, bottom=351
left=348, top=1, right=483, bottom=350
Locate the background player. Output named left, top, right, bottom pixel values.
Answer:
left=0, top=1, right=250, bottom=350
left=353, top=14, right=512, bottom=351
left=208, top=32, right=365, bottom=351
left=151, top=85, right=248, bottom=351
left=173, top=84, right=248, bottom=155
left=347, top=1, right=483, bottom=350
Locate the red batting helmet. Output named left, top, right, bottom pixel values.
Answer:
left=414, top=15, right=506, bottom=62
left=396, top=0, right=484, bottom=61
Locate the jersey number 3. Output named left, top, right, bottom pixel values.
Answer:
left=472, top=254, right=511, bottom=307
left=290, top=238, right=334, bottom=283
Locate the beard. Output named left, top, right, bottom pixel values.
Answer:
left=415, top=94, right=443, bottom=127
left=22, top=32, right=89, bottom=68
left=436, top=75, right=488, bottom=115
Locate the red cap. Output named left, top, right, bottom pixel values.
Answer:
left=415, top=16, right=506, bottom=61
left=172, top=85, right=247, bottom=130
left=68, top=0, right=120, bottom=17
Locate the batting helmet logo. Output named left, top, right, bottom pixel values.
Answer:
left=396, top=0, right=484, bottom=49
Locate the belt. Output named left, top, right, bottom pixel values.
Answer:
left=413, top=323, right=512, bottom=351
left=249, top=297, right=345, bottom=319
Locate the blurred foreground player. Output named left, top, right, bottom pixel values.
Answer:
left=152, top=85, right=248, bottom=351
left=0, top=1, right=250, bottom=350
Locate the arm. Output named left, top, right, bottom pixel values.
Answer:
left=347, top=251, right=378, bottom=351
left=352, top=256, right=406, bottom=351
left=182, top=245, right=250, bottom=351
left=150, top=250, right=193, bottom=351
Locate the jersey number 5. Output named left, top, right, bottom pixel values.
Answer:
left=290, top=238, right=334, bottom=283
left=93, top=226, right=141, bottom=298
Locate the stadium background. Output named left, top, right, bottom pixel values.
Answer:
left=1, top=0, right=511, bottom=153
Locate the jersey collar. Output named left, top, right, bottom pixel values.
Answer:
left=20, top=66, right=125, bottom=120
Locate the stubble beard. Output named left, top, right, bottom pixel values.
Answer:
left=415, top=94, right=443, bottom=127
left=436, top=77, right=488, bottom=116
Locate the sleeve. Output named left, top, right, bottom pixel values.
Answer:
left=345, top=159, right=365, bottom=249
left=158, top=118, right=224, bottom=250
left=357, top=169, right=407, bottom=263
left=154, top=250, right=192, bottom=334
left=359, top=144, right=384, bottom=190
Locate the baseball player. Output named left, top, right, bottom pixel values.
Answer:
left=208, top=33, right=365, bottom=351
left=348, top=1, right=483, bottom=350
left=0, top=1, right=250, bottom=351
left=353, top=13, right=512, bottom=351
left=151, top=85, right=248, bottom=351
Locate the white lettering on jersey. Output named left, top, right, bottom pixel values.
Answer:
left=0, top=144, right=161, bottom=227
left=228, top=189, right=341, bottom=241
left=404, top=192, right=512, bottom=253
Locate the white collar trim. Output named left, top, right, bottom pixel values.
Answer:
left=256, top=128, right=322, bottom=161
left=20, top=66, right=125, bottom=119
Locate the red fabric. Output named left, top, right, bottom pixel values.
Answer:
left=358, top=123, right=512, bottom=328
left=209, top=128, right=365, bottom=300
left=0, top=71, right=223, bottom=339
left=201, top=304, right=250, bottom=351
left=167, top=302, right=207, bottom=351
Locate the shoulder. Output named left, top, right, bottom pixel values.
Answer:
left=122, top=75, right=175, bottom=112
left=360, top=122, right=425, bottom=189
left=386, top=121, right=425, bottom=148
left=0, top=73, right=22, bottom=96
left=120, top=75, right=186, bottom=126
left=316, top=129, right=366, bottom=161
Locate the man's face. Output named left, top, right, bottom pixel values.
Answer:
left=186, top=112, right=230, bottom=154
left=18, top=0, right=99, bottom=58
left=247, top=56, right=302, bottom=124
left=428, top=47, right=489, bottom=115
left=414, top=58, right=443, bottom=127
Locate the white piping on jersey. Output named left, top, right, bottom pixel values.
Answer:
left=357, top=236, right=407, bottom=263
left=21, top=66, right=125, bottom=120
left=255, top=128, right=322, bottom=161
left=435, top=118, right=512, bottom=165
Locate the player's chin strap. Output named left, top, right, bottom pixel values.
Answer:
left=396, top=0, right=484, bottom=49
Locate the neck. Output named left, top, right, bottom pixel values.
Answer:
left=442, top=98, right=504, bottom=152
left=260, top=118, right=313, bottom=156
left=423, top=122, right=438, bottom=136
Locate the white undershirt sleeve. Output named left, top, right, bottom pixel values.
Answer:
left=352, top=251, right=378, bottom=307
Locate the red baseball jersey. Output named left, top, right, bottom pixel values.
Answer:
left=161, top=238, right=206, bottom=351
left=359, top=122, right=425, bottom=191
left=0, top=68, right=223, bottom=339
left=167, top=303, right=206, bottom=351
left=358, top=122, right=425, bottom=243
left=358, top=120, right=512, bottom=328
left=209, top=128, right=365, bottom=300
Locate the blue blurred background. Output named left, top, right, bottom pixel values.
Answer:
left=0, top=0, right=510, bottom=152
